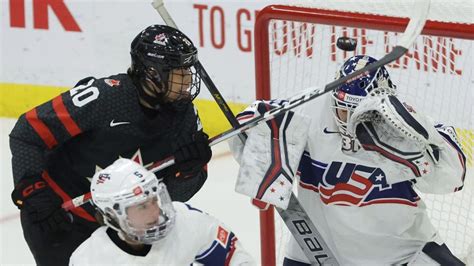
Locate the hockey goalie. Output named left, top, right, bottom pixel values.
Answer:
left=230, top=55, right=467, bottom=265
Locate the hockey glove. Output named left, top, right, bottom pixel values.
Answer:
left=173, top=131, right=212, bottom=177
left=12, top=176, right=73, bottom=233
left=349, top=94, right=445, bottom=161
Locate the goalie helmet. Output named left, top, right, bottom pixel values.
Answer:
left=332, top=55, right=396, bottom=136
left=91, top=158, right=176, bottom=244
left=129, top=25, right=201, bottom=110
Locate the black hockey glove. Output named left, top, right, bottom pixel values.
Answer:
left=12, top=176, right=73, bottom=233
left=173, top=131, right=212, bottom=178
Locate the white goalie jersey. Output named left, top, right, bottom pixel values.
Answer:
left=230, top=93, right=466, bottom=265
left=69, top=202, right=255, bottom=266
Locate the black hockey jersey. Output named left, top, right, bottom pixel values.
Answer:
left=10, top=74, right=207, bottom=222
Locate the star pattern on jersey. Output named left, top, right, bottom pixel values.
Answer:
left=85, top=149, right=154, bottom=182
left=375, top=173, right=385, bottom=182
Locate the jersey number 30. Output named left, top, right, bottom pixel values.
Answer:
left=70, top=79, right=99, bottom=107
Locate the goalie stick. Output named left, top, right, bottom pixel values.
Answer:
left=63, top=0, right=431, bottom=264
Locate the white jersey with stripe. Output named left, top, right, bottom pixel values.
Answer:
left=69, top=202, right=255, bottom=266
left=231, top=93, right=466, bottom=265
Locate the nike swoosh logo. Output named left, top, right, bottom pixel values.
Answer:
left=110, top=120, right=130, bottom=127
left=323, top=127, right=340, bottom=134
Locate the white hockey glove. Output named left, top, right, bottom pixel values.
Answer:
left=348, top=94, right=445, bottom=177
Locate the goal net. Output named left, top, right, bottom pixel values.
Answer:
left=253, top=0, right=473, bottom=264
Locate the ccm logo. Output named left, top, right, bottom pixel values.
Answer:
left=22, top=181, right=46, bottom=197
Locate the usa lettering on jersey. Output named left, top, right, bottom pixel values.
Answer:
left=298, top=152, right=419, bottom=207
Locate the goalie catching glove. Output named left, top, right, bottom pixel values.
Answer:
left=347, top=94, right=445, bottom=177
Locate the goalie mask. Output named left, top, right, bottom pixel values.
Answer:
left=129, top=25, right=201, bottom=110
left=332, top=55, right=396, bottom=138
left=91, top=158, right=176, bottom=245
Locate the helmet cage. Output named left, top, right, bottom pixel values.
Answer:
left=130, top=25, right=202, bottom=108
left=331, top=90, right=365, bottom=135
left=131, top=52, right=201, bottom=106
left=96, top=177, right=176, bottom=244
left=121, top=182, right=175, bottom=244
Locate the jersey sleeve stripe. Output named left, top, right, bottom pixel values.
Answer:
left=224, top=236, right=238, bottom=266
left=25, top=108, right=58, bottom=149
left=195, top=241, right=219, bottom=260
left=52, top=95, right=82, bottom=137
left=41, top=171, right=96, bottom=222
left=195, top=232, right=237, bottom=265
left=439, top=134, right=467, bottom=191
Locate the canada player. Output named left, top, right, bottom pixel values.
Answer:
left=10, top=25, right=212, bottom=265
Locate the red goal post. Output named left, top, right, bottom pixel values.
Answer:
left=254, top=4, right=474, bottom=265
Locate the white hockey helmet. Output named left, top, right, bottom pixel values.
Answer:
left=91, top=158, right=176, bottom=244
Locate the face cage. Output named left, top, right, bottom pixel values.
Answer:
left=109, top=182, right=176, bottom=245
left=331, top=95, right=356, bottom=136
left=144, top=66, right=201, bottom=103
